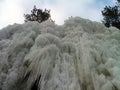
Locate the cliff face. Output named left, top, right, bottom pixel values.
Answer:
left=0, top=17, right=120, bottom=90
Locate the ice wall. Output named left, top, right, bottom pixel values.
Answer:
left=0, top=17, right=120, bottom=90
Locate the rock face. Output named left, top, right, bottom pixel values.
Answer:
left=0, top=17, right=120, bottom=90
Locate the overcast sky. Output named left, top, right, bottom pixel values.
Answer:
left=0, top=0, right=115, bottom=29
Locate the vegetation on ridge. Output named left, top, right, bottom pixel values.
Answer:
left=24, top=5, right=51, bottom=23
left=102, top=0, right=120, bottom=29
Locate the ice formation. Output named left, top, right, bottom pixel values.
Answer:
left=0, top=17, right=120, bottom=90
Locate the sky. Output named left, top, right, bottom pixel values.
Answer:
left=0, top=0, right=115, bottom=29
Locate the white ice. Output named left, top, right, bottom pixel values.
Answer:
left=0, top=17, right=120, bottom=90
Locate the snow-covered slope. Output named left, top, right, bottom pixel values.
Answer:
left=0, top=17, right=120, bottom=90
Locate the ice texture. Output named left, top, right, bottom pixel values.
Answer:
left=0, top=17, right=120, bottom=90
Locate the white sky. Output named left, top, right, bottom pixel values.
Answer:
left=0, top=0, right=115, bottom=29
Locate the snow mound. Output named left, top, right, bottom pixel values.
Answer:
left=0, top=17, right=120, bottom=90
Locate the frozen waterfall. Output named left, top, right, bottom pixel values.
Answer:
left=0, top=17, right=120, bottom=90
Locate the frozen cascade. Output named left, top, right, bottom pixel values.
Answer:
left=0, top=17, right=120, bottom=90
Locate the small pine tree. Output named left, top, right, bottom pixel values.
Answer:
left=24, top=5, right=51, bottom=23
left=101, top=0, right=120, bottom=29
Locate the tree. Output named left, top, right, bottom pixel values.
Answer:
left=24, top=5, right=51, bottom=23
left=101, top=0, right=120, bottom=29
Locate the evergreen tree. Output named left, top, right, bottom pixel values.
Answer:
left=24, top=5, right=51, bottom=23
left=102, top=0, right=120, bottom=29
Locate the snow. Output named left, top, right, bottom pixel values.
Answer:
left=0, top=17, right=120, bottom=90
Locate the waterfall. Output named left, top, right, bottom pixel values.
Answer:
left=0, top=17, right=120, bottom=90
